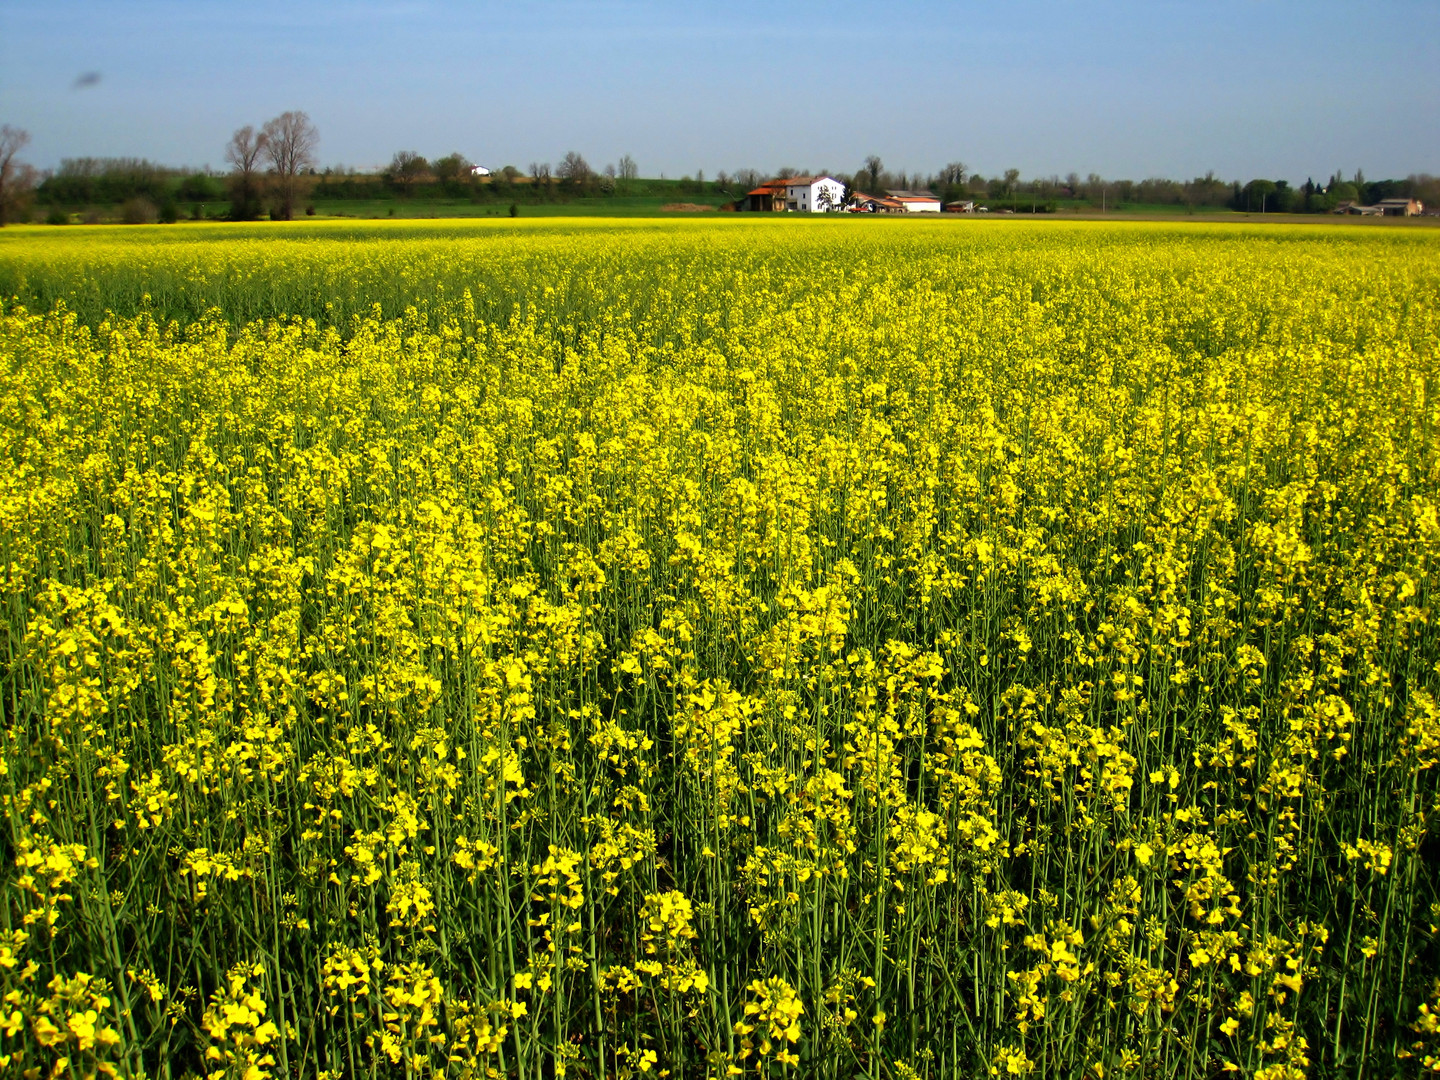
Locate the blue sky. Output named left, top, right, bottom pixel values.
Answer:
left=2, top=0, right=1436, bottom=182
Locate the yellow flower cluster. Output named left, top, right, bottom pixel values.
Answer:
left=202, top=962, right=280, bottom=1080
left=736, top=976, right=804, bottom=1069
left=0, top=217, right=1435, bottom=1078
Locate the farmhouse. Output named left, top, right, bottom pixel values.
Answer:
left=744, top=175, right=847, bottom=212
left=470, top=165, right=492, bottom=178
left=743, top=176, right=954, bottom=213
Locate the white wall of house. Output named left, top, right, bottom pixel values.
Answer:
left=899, top=197, right=941, bottom=213
left=786, top=177, right=847, bottom=213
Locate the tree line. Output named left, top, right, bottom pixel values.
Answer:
left=754, top=157, right=1439, bottom=214
left=0, top=113, right=318, bottom=224
left=2, top=120, right=1436, bottom=223
left=326, top=149, right=643, bottom=200
left=308, top=154, right=1440, bottom=214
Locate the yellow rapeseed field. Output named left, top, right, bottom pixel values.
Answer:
left=0, top=218, right=1437, bottom=1079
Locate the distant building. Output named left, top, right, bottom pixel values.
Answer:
left=745, top=176, right=847, bottom=212
left=885, top=190, right=942, bottom=213
left=470, top=165, right=492, bottom=178
left=745, top=179, right=789, bottom=212
left=944, top=200, right=975, bottom=213
left=849, top=192, right=904, bottom=213
left=1377, top=197, right=1423, bottom=216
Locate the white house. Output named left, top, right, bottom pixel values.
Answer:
left=784, top=176, right=847, bottom=213
left=470, top=165, right=492, bottom=178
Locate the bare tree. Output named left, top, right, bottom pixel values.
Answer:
left=558, top=151, right=591, bottom=183
left=1086, top=172, right=1106, bottom=210
left=617, top=154, right=638, bottom=181
left=863, top=155, right=883, bottom=192
left=389, top=150, right=429, bottom=195
left=225, top=124, right=268, bottom=220
left=0, top=126, right=37, bottom=226
left=226, top=124, right=266, bottom=175
left=937, top=161, right=967, bottom=187
left=261, top=110, right=318, bottom=220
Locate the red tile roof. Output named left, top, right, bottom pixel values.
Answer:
left=749, top=176, right=839, bottom=194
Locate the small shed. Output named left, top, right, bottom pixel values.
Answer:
left=885, top=189, right=942, bottom=213
left=745, top=180, right=788, bottom=212
left=1377, top=197, right=1422, bottom=216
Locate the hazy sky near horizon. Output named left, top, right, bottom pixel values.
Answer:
left=2, top=0, right=1436, bottom=183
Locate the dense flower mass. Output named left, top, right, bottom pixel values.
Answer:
left=0, top=217, right=1437, bottom=1078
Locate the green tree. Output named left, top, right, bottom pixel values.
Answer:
left=178, top=174, right=222, bottom=203
left=1245, top=179, right=1277, bottom=213
left=432, top=153, right=471, bottom=194
left=863, top=155, right=882, bottom=192
left=1326, top=181, right=1358, bottom=207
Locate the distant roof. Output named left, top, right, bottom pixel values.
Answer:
left=885, top=189, right=937, bottom=199
left=1377, top=197, right=1416, bottom=205
left=752, top=175, right=841, bottom=188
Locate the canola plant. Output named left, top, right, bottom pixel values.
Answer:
left=0, top=218, right=1437, bottom=1079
